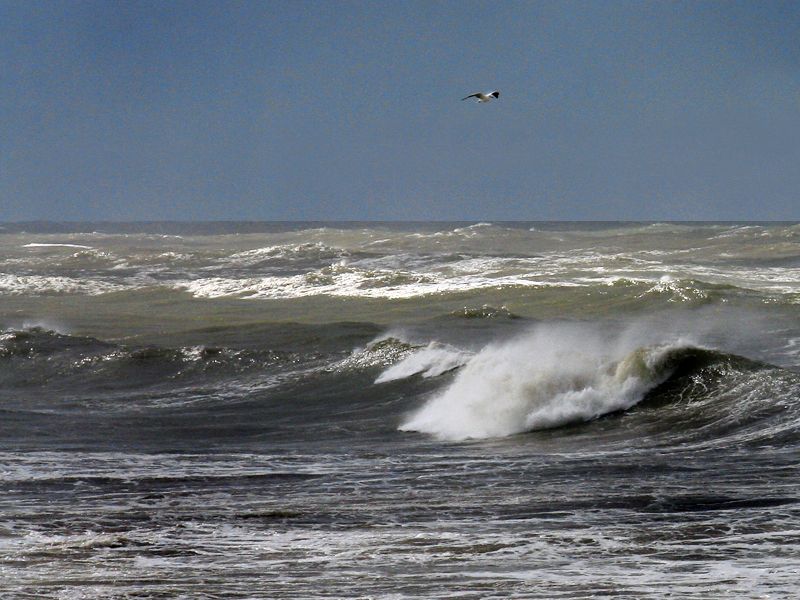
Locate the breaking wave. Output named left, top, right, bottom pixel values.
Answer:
left=397, top=323, right=800, bottom=441
left=0, top=274, right=125, bottom=296
left=219, top=242, right=352, bottom=268
left=375, top=342, right=471, bottom=383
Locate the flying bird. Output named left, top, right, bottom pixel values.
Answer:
left=461, top=90, right=500, bottom=103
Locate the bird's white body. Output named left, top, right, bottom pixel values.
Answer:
left=462, top=90, right=500, bottom=103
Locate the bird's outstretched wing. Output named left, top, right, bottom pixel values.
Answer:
left=461, top=93, right=480, bottom=101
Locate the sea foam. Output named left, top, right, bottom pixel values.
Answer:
left=375, top=342, right=471, bottom=383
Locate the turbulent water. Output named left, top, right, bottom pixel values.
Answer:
left=1, top=221, right=799, bottom=598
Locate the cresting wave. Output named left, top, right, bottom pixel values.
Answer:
left=2, top=320, right=800, bottom=450
left=0, top=326, right=315, bottom=398
left=0, top=274, right=125, bottom=296
left=393, top=323, right=800, bottom=441
left=395, top=325, right=689, bottom=440
left=0, top=326, right=425, bottom=383
left=374, top=341, right=471, bottom=383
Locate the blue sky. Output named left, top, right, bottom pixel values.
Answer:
left=2, top=0, right=799, bottom=220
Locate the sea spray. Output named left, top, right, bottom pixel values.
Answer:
left=375, top=342, right=471, bottom=383
left=398, top=323, right=698, bottom=440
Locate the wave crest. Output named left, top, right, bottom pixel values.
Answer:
left=375, top=342, right=471, bottom=383
left=399, top=325, right=699, bottom=440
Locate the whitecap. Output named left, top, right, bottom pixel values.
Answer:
left=399, top=323, right=698, bottom=440
left=0, top=274, right=125, bottom=296
left=22, top=243, right=94, bottom=249
left=375, top=342, right=471, bottom=383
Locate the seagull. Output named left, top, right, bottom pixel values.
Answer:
left=461, top=90, right=500, bottom=103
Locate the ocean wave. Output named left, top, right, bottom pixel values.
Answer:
left=221, top=242, right=349, bottom=267
left=330, top=336, right=418, bottom=372
left=451, top=222, right=495, bottom=233
left=2, top=246, right=123, bottom=271
left=375, top=342, right=471, bottom=383
left=449, top=305, right=519, bottom=319
left=175, top=266, right=788, bottom=302
left=711, top=223, right=800, bottom=241
left=2, top=266, right=796, bottom=304
left=634, top=349, right=800, bottom=448
left=398, top=321, right=800, bottom=442
left=6, top=226, right=800, bottom=303
left=0, top=274, right=125, bottom=296
left=576, top=222, right=705, bottom=238
left=0, top=327, right=112, bottom=358
left=401, top=327, right=688, bottom=440
left=176, top=270, right=518, bottom=300
left=176, top=257, right=575, bottom=299
left=399, top=324, right=704, bottom=440
left=637, top=275, right=711, bottom=303
left=22, top=243, right=95, bottom=249
left=0, top=326, right=307, bottom=388
left=405, top=222, right=502, bottom=240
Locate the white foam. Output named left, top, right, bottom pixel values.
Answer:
left=7, top=232, right=800, bottom=301
left=176, top=262, right=564, bottom=300
left=22, top=243, right=94, bottom=249
left=400, top=324, right=694, bottom=440
left=221, top=242, right=345, bottom=266
left=0, top=274, right=124, bottom=296
left=178, top=249, right=787, bottom=302
left=452, top=222, right=494, bottom=234
left=639, top=275, right=709, bottom=302
left=375, top=342, right=471, bottom=383
left=331, top=334, right=416, bottom=372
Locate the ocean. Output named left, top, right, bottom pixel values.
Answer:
left=1, top=221, right=798, bottom=598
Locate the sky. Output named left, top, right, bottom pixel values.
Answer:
left=2, top=0, right=799, bottom=221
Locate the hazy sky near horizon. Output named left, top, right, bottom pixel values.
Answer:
left=2, top=0, right=799, bottom=221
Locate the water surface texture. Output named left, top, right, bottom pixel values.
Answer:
left=1, top=222, right=799, bottom=598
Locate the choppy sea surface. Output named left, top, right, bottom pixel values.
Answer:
left=1, top=221, right=799, bottom=598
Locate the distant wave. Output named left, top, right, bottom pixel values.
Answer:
left=3, top=224, right=800, bottom=305
left=23, top=243, right=94, bottom=249
left=219, top=242, right=350, bottom=267
left=2, top=267, right=798, bottom=304
left=449, top=304, right=519, bottom=319
left=0, top=274, right=125, bottom=296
